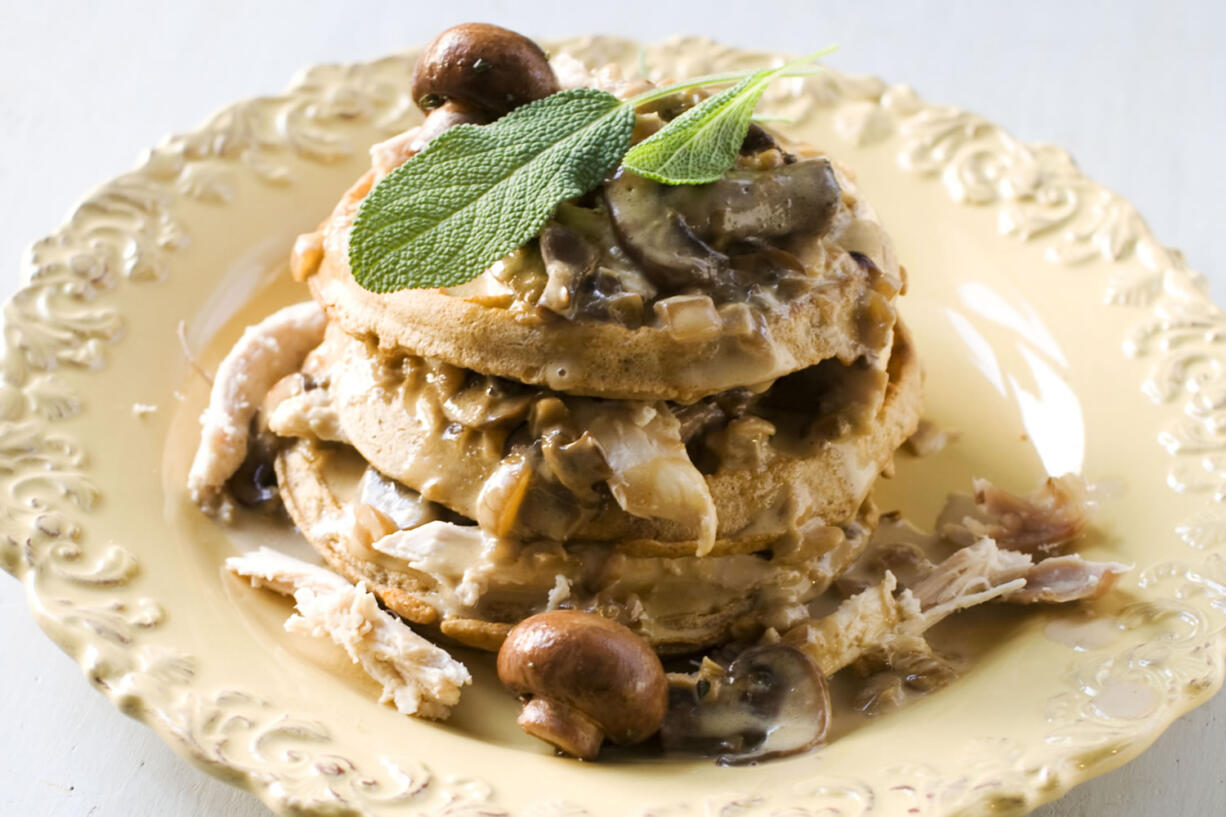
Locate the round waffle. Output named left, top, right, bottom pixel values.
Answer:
left=302, top=321, right=921, bottom=557
left=275, top=437, right=879, bottom=654
left=303, top=155, right=903, bottom=403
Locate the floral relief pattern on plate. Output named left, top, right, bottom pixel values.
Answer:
left=1, top=36, right=1223, bottom=817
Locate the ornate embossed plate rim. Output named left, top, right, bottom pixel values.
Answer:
left=2, top=35, right=1225, bottom=817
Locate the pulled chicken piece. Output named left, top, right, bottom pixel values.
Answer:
left=1006, top=554, right=1130, bottom=604
left=783, top=573, right=924, bottom=677
left=943, top=474, right=1089, bottom=555
left=227, top=547, right=471, bottom=720
left=903, top=418, right=958, bottom=457
left=785, top=537, right=1128, bottom=679
left=225, top=545, right=348, bottom=596
left=851, top=633, right=958, bottom=715
left=188, top=302, right=326, bottom=513
left=912, top=538, right=1129, bottom=610
left=909, top=539, right=1032, bottom=612
left=265, top=372, right=348, bottom=444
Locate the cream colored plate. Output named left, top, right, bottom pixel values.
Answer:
left=4, top=36, right=1224, bottom=817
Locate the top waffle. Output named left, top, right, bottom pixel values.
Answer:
left=300, top=131, right=903, bottom=403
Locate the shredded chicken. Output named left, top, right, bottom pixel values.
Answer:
left=1007, top=554, right=1130, bottom=604
left=286, top=583, right=470, bottom=720
left=188, top=302, right=326, bottom=512
left=912, top=537, right=1130, bottom=608
left=266, top=380, right=347, bottom=443
left=942, top=475, right=1089, bottom=555
left=903, top=419, right=958, bottom=457
left=226, top=546, right=349, bottom=596
left=852, top=672, right=907, bottom=715
left=545, top=574, right=572, bottom=610
left=909, top=539, right=1032, bottom=611
left=226, top=547, right=471, bottom=720
left=851, top=633, right=958, bottom=715
left=853, top=633, right=957, bottom=693
left=783, top=573, right=924, bottom=676
left=373, top=521, right=489, bottom=609
left=785, top=535, right=1128, bottom=678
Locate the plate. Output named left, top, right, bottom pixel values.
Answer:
left=4, top=36, right=1225, bottom=817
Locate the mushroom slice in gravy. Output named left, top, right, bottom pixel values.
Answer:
left=662, top=644, right=830, bottom=764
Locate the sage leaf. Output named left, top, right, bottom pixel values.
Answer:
left=349, top=88, right=635, bottom=292
left=622, top=49, right=833, bottom=185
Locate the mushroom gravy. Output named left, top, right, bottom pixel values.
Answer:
left=392, top=91, right=907, bottom=366
left=453, top=148, right=901, bottom=360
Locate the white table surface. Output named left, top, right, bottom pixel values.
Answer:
left=2, top=1, right=1223, bottom=814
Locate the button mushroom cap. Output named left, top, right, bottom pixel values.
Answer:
left=411, top=23, right=559, bottom=117
left=497, top=610, right=668, bottom=760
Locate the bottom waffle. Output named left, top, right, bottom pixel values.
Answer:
left=276, top=438, right=881, bottom=653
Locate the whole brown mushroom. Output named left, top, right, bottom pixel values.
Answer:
left=411, top=23, right=559, bottom=118
left=497, top=610, right=668, bottom=760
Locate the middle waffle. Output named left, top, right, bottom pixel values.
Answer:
left=265, top=321, right=921, bottom=558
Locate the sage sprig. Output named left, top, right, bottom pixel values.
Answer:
left=349, top=48, right=835, bottom=293
left=622, top=48, right=836, bottom=185
left=351, top=89, right=634, bottom=292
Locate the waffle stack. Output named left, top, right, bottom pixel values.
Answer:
left=259, top=124, right=922, bottom=654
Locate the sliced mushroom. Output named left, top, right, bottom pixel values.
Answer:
left=604, top=159, right=841, bottom=295
left=439, top=372, right=533, bottom=429
left=667, top=159, right=842, bottom=247
left=497, top=611, right=669, bottom=760
left=475, top=446, right=592, bottom=542
left=702, top=415, right=776, bottom=471
left=661, top=644, right=830, bottom=765
left=539, top=429, right=611, bottom=504
left=223, top=419, right=282, bottom=513
left=603, top=167, right=728, bottom=292
left=411, top=23, right=558, bottom=117
left=538, top=221, right=599, bottom=319
left=738, top=123, right=780, bottom=156
left=357, top=467, right=440, bottom=531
